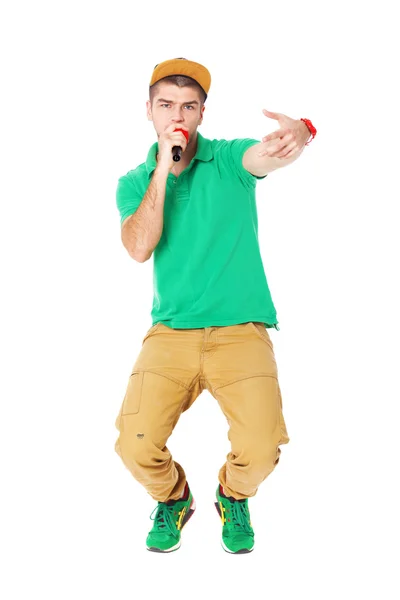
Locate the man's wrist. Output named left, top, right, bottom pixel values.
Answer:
left=300, top=118, right=317, bottom=145
left=299, top=119, right=312, bottom=143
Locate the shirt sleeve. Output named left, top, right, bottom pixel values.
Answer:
left=223, top=138, right=268, bottom=189
left=116, top=173, right=143, bottom=226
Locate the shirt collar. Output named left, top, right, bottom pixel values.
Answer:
left=145, top=131, right=213, bottom=178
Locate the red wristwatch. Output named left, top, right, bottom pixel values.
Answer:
left=300, top=118, right=317, bottom=145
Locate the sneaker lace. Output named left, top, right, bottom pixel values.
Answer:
left=149, top=503, right=178, bottom=536
left=230, top=500, right=253, bottom=534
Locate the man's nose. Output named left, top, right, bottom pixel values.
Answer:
left=171, top=108, right=184, bottom=122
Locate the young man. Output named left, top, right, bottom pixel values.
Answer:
left=114, top=58, right=316, bottom=554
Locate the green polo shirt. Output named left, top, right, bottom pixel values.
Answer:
left=116, top=131, right=280, bottom=330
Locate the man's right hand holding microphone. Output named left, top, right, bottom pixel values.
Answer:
left=157, top=124, right=189, bottom=171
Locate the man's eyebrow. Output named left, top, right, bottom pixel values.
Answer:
left=156, top=98, right=199, bottom=105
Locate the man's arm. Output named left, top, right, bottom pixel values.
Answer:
left=121, top=164, right=169, bottom=262
left=242, top=116, right=311, bottom=177
left=242, top=143, right=305, bottom=177
left=121, top=124, right=188, bottom=262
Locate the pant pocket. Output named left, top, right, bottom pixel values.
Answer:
left=248, top=322, right=274, bottom=349
left=142, top=323, right=161, bottom=345
left=122, top=371, right=144, bottom=415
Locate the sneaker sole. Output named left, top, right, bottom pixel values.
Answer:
left=147, top=497, right=196, bottom=553
left=214, top=501, right=254, bottom=554
left=147, top=540, right=181, bottom=553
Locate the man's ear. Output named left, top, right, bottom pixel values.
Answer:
left=146, top=100, right=153, bottom=121
left=199, top=105, right=205, bottom=125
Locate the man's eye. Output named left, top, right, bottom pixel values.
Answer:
left=160, top=104, right=193, bottom=109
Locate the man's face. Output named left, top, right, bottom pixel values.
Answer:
left=146, top=83, right=205, bottom=145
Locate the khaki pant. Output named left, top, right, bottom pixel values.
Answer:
left=114, top=322, right=290, bottom=502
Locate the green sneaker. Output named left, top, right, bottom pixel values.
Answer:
left=146, top=482, right=196, bottom=552
left=215, top=484, right=255, bottom=553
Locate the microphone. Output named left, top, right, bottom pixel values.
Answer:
left=172, top=146, right=182, bottom=162
left=172, top=128, right=189, bottom=162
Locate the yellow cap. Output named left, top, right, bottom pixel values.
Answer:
left=150, top=58, right=211, bottom=95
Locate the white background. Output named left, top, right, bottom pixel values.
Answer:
left=1, top=0, right=399, bottom=598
